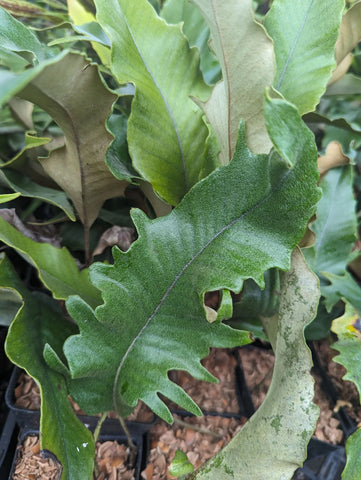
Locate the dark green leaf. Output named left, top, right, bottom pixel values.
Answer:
left=64, top=98, right=320, bottom=423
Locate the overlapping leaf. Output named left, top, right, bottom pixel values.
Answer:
left=264, top=0, right=344, bottom=114
left=303, top=165, right=357, bottom=281
left=189, top=249, right=320, bottom=480
left=192, top=0, right=275, bottom=160
left=331, top=304, right=361, bottom=480
left=0, top=215, right=100, bottom=306
left=0, top=253, right=94, bottom=480
left=329, top=1, right=361, bottom=85
left=17, top=52, right=127, bottom=229
left=95, top=0, right=212, bottom=205
left=64, top=98, right=320, bottom=423
left=160, top=0, right=221, bottom=85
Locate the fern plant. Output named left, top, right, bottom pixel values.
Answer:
left=1, top=0, right=361, bottom=479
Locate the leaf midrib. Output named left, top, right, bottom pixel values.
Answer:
left=112, top=162, right=293, bottom=408
left=120, top=4, right=189, bottom=192
left=210, top=0, right=232, bottom=162
left=276, top=0, right=314, bottom=91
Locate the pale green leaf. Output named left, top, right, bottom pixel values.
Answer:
left=192, top=0, right=275, bottom=160
left=0, top=192, right=20, bottom=203
left=0, top=5, right=45, bottom=61
left=326, top=74, right=361, bottom=96
left=95, top=0, right=211, bottom=205
left=67, top=0, right=110, bottom=65
left=161, top=0, right=221, bottom=85
left=264, top=0, right=344, bottom=113
left=303, top=166, right=357, bottom=282
left=331, top=303, right=361, bottom=480
left=17, top=52, right=127, bottom=229
left=331, top=303, right=361, bottom=398
left=63, top=98, right=320, bottom=423
left=190, top=249, right=320, bottom=480
left=0, top=215, right=101, bottom=306
left=0, top=287, right=22, bottom=326
left=323, top=271, right=361, bottom=312
left=342, top=428, right=361, bottom=480
left=1, top=253, right=94, bottom=480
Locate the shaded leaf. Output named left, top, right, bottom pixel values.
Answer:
left=330, top=0, right=361, bottom=85
left=318, top=142, right=350, bottom=177
left=0, top=208, right=61, bottom=246
left=64, top=98, right=320, bottom=423
left=105, top=114, right=140, bottom=183
left=95, top=0, right=211, bottom=205
left=189, top=249, right=320, bottom=480
left=323, top=272, right=361, bottom=312
left=303, top=165, right=357, bottom=282
left=17, top=52, right=127, bottom=229
left=8, top=97, right=33, bottom=129
left=264, top=0, right=344, bottom=113
left=304, top=111, right=361, bottom=137
left=0, top=130, right=50, bottom=169
left=0, top=286, right=22, bottom=326
left=0, top=0, right=65, bottom=22
left=0, top=214, right=101, bottom=306
left=326, top=74, right=361, bottom=96
left=192, top=0, right=274, bottom=159
left=0, top=168, right=76, bottom=221
left=161, top=0, right=221, bottom=85
left=1, top=253, right=95, bottom=480
left=0, top=51, right=67, bottom=107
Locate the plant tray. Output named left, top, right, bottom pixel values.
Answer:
left=294, top=438, right=346, bottom=480
left=8, top=426, right=147, bottom=480
left=5, top=367, right=156, bottom=435
left=0, top=412, right=18, bottom=479
left=169, top=349, right=255, bottom=419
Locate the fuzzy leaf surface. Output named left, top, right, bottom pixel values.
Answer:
left=0, top=5, right=45, bottom=61
left=1, top=254, right=95, bottom=480
left=17, top=52, right=127, bottom=228
left=189, top=249, right=320, bottom=480
left=64, top=98, right=320, bottom=423
left=264, top=0, right=344, bottom=114
left=192, top=0, right=275, bottom=160
left=95, top=0, right=211, bottom=205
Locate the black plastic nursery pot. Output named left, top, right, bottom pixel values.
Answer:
left=169, top=348, right=255, bottom=420
left=8, top=424, right=147, bottom=480
left=0, top=412, right=18, bottom=479
left=293, top=438, right=346, bottom=480
left=5, top=367, right=156, bottom=436
left=237, top=341, right=356, bottom=480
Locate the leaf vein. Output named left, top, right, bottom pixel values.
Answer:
left=112, top=163, right=292, bottom=410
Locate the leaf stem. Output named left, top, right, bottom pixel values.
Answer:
left=173, top=417, right=223, bottom=439
left=94, top=411, right=108, bottom=444
left=118, top=415, right=138, bottom=467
